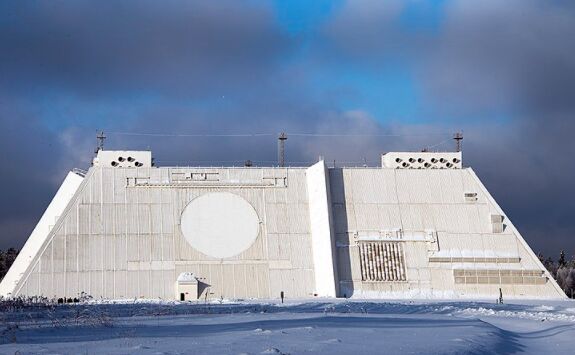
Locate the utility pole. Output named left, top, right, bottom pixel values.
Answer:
left=278, top=132, right=287, bottom=167
left=95, top=130, right=106, bottom=153
left=453, top=131, right=463, bottom=152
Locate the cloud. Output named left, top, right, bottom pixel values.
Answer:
left=0, top=0, right=574, bottom=258
left=0, top=0, right=290, bottom=97
left=0, top=96, right=67, bottom=243
left=424, top=0, right=575, bottom=116
left=322, top=0, right=575, bottom=255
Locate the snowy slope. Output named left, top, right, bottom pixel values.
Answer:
left=1, top=299, right=575, bottom=354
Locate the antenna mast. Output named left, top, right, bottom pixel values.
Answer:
left=278, top=132, right=287, bottom=167
left=453, top=131, right=463, bottom=152
left=95, top=130, right=106, bottom=153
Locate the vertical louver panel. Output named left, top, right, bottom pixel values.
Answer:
left=359, top=242, right=407, bottom=281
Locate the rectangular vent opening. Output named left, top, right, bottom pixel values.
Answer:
left=464, top=192, right=478, bottom=202
left=359, top=242, right=406, bottom=282
left=491, top=214, right=504, bottom=233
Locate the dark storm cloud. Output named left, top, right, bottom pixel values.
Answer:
left=1, top=0, right=574, bottom=258
left=0, top=95, right=67, bottom=247
left=424, top=0, right=575, bottom=116
left=426, top=0, right=575, bottom=256
left=0, top=0, right=298, bottom=248
left=324, top=0, right=575, bottom=255
left=0, top=0, right=290, bottom=96
left=325, top=0, right=575, bottom=115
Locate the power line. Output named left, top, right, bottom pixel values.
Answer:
left=107, top=131, right=273, bottom=137
left=287, top=133, right=451, bottom=137
left=106, top=131, right=452, bottom=138
left=424, top=138, right=452, bottom=150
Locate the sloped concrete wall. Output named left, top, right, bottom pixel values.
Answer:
left=330, top=167, right=565, bottom=299
left=12, top=166, right=316, bottom=300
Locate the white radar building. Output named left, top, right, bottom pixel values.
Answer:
left=0, top=149, right=566, bottom=300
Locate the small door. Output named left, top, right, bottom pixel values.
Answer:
left=180, top=293, right=185, bottom=301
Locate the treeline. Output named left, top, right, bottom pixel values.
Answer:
left=0, top=248, right=19, bottom=282
left=539, top=251, right=575, bottom=298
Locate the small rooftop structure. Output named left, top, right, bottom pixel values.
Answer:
left=382, top=152, right=462, bottom=169
left=92, top=150, right=152, bottom=168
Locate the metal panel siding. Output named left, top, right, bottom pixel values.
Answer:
left=354, top=204, right=380, bottom=231
left=90, top=204, right=103, bottom=235
left=239, top=232, right=266, bottom=260
left=89, top=236, right=103, bottom=271
left=375, top=170, right=399, bottom=203
left=150, top=204, right=162, bottom=234
left=115, top=235, right=127, bottom=270
left=267, top=233, right=282, bottom=260
left=399, top=204, right=424, bottom=231
left=234, top=264, right=247, bottom=298
left=138, top=204, right=151, bottom=234
left=103, top=235, right=115, bottom=270
left=127, top=234, right=139, bottom=262
left=78, top=205, right=90, bottom=235
left=12, top=164, right=561, bottom=300
left=151, top=270, right=164, bottom=297
left=287, top=205, right=310, bottom=234
left=349, top=170, right=372, bottom=203
left=65, top=235, right=77, bottom=272
left=273, top=204, right=290, bottom=234
left=101, top=204, right=114, bottom=234
left=395, top=170, right=412, bottom=204
left=209, top=265, right=223, bottom=297
left=140, top=234, right=151, bottom=263
left=101, top=168, right=115, bottom=203
left=52, top=235, right=65, bottom=273
left=293, top=235, right=314, bottom=269
left=27, top=270, right=39, bottom=296
left=222, top=264, right=235, bottom=298
left=40, top=272, right=53, bottom=296
left=257, top=264, right=270, bottom=298
left=138, top=271, right=150, bottom=298
left=444, top=170, right=465, bottom=204
left=151, top=234, right=163, bottom=261
left=66, top=207, right=78, bottom=235
left=90, top=171, right=100, bottom=205
left=89, top=271, right=102, bottom=297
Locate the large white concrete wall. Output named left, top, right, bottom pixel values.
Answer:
left=10, top=166, right=315, bottom=300
left=330, top=167, right=565, bottom=299
left=306, top=161, right=338, bottom=297
left=5, top=157, right=563, bottom=300
left=0, top=171, right=84, bottom=297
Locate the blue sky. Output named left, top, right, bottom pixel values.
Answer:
left=1, top=0, right=575, bottom=256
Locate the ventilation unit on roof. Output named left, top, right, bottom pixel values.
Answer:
left=92, top=150, right=152, bottom=168
left=381, top=152, right=462, bottom=169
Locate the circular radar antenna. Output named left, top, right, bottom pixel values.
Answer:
left=180, top=192, right=260, bottom=259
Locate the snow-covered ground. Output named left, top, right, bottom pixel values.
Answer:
left=1, top=298, right=575, bottom=354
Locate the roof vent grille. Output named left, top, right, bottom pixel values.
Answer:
left=382, top=152, right=462, bottom=169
